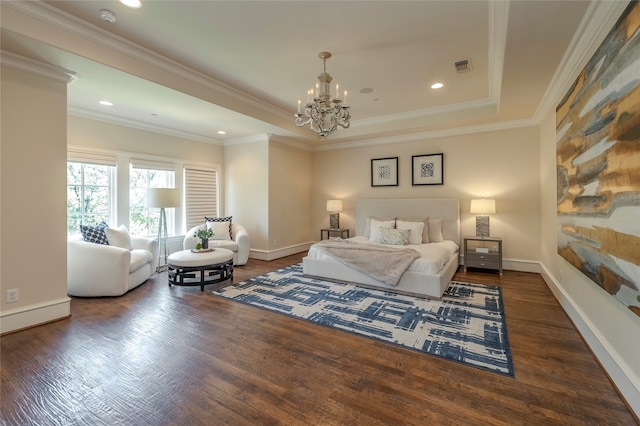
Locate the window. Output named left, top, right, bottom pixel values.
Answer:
left=130, top=160, right=175, bottom=236
left=67, top=161, right=115, bottom=234
left=184, top=166, right=218, bottom=229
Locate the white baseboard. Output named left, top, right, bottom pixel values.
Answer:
left=1, top=297, right=71, bottom=334
left=503, top=258, right=540, bottom=273
left=540, top=264, right=640, bottom=419
left=250, top=242, right=312, bottom=261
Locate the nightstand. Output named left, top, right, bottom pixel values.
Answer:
left=463, top=236, right=502, bottom=275
left=321, top=228, right=350, bottom=240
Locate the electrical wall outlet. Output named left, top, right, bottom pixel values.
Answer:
left=7, top=288, right=19, bottom=303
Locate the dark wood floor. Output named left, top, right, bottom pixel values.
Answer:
left=1, top=253, right=636, bottom=425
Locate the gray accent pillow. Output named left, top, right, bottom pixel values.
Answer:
left=378, top=227, right=410, bottom=245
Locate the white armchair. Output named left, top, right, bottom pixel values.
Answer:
left=184, top=223, right=249, bottom=265
left=67, top=234, right=158, bottom=297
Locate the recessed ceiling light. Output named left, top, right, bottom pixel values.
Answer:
left=358, top=88, right=374, bottom=94
left=119, top=0, right=142, bottom=9
left=99, top=100, right=113, bottom=106
left=217, top=131, right=226, bottom=135
left=431, top=83, right=444, bottom=89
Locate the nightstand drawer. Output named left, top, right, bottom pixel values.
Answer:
left=464, top=236, right=503, bottom=275
left=466, top=258, right=501, bottom=270
left=466, top=252, right=499, bottom=262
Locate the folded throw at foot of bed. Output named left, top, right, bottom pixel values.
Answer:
left=311, top=239, right=420, bottom=286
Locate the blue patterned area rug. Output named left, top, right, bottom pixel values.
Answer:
left=213, top=264, right=514, bottom=377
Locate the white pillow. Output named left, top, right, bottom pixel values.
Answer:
left=395, top=220, right=425, bottom=245
left=378, top=227, right=410, bottom=245
left=369, top=218, right=395, bottom=242
left=428, top=218, right=444, bottom=242
left=206, top=221, right=232, bottom=240
left=105, top=225, right=133, bottom=249
left=364, top=216, right=396, bottom=238
left=397, top=216, right=430, bottom=243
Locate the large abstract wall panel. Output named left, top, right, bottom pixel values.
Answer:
left=556, top=1, right=640, bottom=317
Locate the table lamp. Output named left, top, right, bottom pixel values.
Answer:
left=470, top=199, right=495, bottom=237
left=326, top=199, right=343, bottom=229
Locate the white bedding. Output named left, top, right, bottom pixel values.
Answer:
left=307, top=236, right=459, bottom=275
left=303, top=198, right=461, bottom=298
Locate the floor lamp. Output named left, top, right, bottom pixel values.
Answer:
left=146, top=188, right=181, bottom=272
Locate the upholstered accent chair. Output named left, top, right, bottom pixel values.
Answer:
left=67, top=232, right=158, bottom=297
left=183, top=222, right=249, bottom=266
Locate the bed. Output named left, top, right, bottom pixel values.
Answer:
left=302, top=198, right=460, bottom=298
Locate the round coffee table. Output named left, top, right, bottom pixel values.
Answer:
left=167, top=248, right=234, bottom=291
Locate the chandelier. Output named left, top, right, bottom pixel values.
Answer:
left=294, top=52, right=351, bottom=139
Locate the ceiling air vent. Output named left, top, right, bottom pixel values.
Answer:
left=454, top=59, right=472, bottom=73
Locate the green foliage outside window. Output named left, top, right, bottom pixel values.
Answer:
left=67, top=162, right=112, bottom=234
left=129, top=168, right=174, bottom=236
left=67, top=161, right=176, bottom=237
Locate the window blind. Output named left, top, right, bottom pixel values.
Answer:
left=184, top=166, right=218, bottom=229
left=130, top=159, right=175, bottom=171
left=67, top=150, right=117, bottom=166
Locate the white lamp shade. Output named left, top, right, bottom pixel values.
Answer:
left=470, top=199, right=495, bottom=214
left=146, top=188, right=181, bottom=208
left=326, top=199, right=343, bottom=212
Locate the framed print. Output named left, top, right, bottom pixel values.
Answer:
left=412, top=153, right=443, bottom=185
left=371, top=157, right=398, bottom=187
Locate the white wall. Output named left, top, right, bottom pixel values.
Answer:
left=68, top=116, right=224, bottom=160
left=312, top=126, right=541, bottom=269
left=1, top=66, right=70, bottom=333
left=539, top=110, right=640, bottom=416
left=225, top=136, right=313, bottom=259
left=269, top=139, right=313, bottom=252
left=225, top=137, right=270, bottom=251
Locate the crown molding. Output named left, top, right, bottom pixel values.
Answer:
left=350, top=96, right=495, bottom=129
left=3, top=0, right=512, bottom=141
left=314, top=117, right=538, bottom=152
left=3, top=1, right=296, bottom=127
left=268, top=135, right=314, bottom=152
left=223, top=133, right=312, bottom=152
left=0, top=50, right=76, bottom=83
left=534, top=0, right=631, bottom=122
left=223, top=134, right=270, bottom=146
left=348, top=1, right=507, bottom=129
left=488, top=0, right=509, bottom=111
left=67, top=107, right=224, bottom=145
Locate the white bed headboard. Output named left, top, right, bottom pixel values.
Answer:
left=355, top=198, right=460, bottom=244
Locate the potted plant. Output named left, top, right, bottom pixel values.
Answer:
left=194, top=228, right=214, bottom=249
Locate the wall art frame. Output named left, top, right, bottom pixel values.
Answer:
left=371, top=157, right=399, bottom=187
left=412, top=153, right=444, bottom=185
